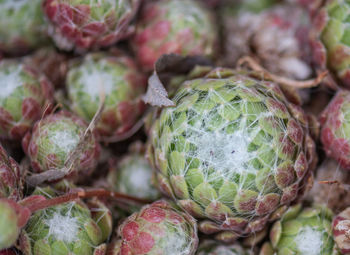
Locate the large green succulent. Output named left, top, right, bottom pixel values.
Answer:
left=0, top=0, right=49, bottom=54
left=148, top=67, right=316, bottom=241
left=260, top=204, right=338, bottom=255
left=66, top=53, right=146, bottom=138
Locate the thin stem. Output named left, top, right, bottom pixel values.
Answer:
left=237, top=56, right=328, bottom=89
left=27, top=188, right=152, bottom=213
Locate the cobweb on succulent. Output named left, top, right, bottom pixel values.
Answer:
left=154, top=74, right=307, bottom=225
left=294, top=226, right=326, bottom=255
left=24, top=187, right=110, bottom=250
left=51, top=0, right=132, bottom=34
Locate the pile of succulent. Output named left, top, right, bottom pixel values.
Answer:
left=4, top=0, right=350, bottom=254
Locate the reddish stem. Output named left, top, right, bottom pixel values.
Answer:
left=27, top=188, right=152, bottom=213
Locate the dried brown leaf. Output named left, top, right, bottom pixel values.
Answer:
left=142, top=54, right=212, bottom=107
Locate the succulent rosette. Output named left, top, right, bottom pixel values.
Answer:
left=311, top=0, right=350, bottom=88
left=333, top=207, right=350, bottom=254
left=148, top=67, right=316, bottom=242
left=196, top=240, right=254, bottom=255
left=66, top=53, right=146, bottom=139
left=107, top=153, right=161, bottom=207
left=260, top=204, right=337, bottom=255
left=223, top=4, right=312, bottom=81
left=0, top=145, right=22, bottom=200
left=0, top=59, right=53, bottom=140
left=0, top=0, right=49, bottom=55
left=43, top=0, right=140, bottom=51
left=320, top=90, right=350, bottom=169
left=132, top=0, right=216, bottom=72
left=112, top=200, right=198, bottom=255
left=22, top=111, right=100, bottom=175
left=21, top=199, right=112, bottom=255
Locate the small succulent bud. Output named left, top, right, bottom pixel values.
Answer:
left=42, top=0, right=141, bottom=51
left=0, top=59, right=53, bottom=140
left=260, top=204, right=336, bottom=255
left=66, top=53, right=147, bottom=139
left=23, top=199, right=111, bottom=255
left=0, top=0, right=49, bottom=55
left=22, top=110, right=100, bottom=176
left=115, top=200, right=198, bottom=255
left=310, top=0, right=350, bottom=88
left=107, top=151, right=161, bottom=212
left=320, top=90, right=350, bottom=169
left=132, top=0, right=216, bottom=71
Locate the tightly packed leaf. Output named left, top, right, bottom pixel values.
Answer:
left=260, top=204, right=337, bottom=255
left=22, top=199, right=112, bottom=255
left=0, top=145, right=22, bottom=200
left=320, top=90, right=350, bottom=169
left=0, top=59, right=53, bottom=140
left=311, top=0, right=350, bottom=88
left=196, top=240, right=253, bottom=255
left=108, top=153, right=161, bottom=206
left=0, top=0, right=49, bottom=55
left=333, top=207, right=350, bottom=254
left=43, top=0, right=140, bottom=51
left=132, top=0, right=216, bottom=71
left=148, top=67, right=316, bottom=240
left=22, top=111, right=100, bottom=175
left=223, top=4, right=312, bottom=80
left=114, top=200, right=198, bottom=255
left=66, top=53, right=146, bottom=138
